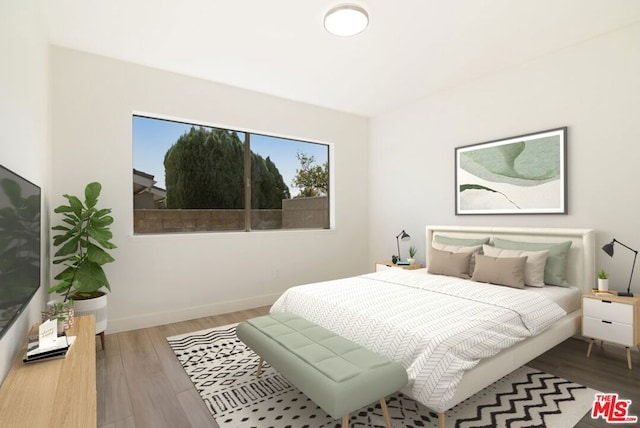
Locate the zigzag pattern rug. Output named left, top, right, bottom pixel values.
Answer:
left=167, top=324, right=598, bottom=428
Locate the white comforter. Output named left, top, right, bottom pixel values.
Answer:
left=270, top=268, right=566, bottom=412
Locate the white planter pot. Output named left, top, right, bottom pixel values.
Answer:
left=597, top=278, right=609, bottom=291
left=407, top=258, right=416, bottom=265
left=73, top=294, right=108, bottom=334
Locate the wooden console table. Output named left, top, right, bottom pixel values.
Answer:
left=0, top=315, right=97, bottom=427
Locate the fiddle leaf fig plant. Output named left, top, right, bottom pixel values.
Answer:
left=49, top=182, right=117, bottom=301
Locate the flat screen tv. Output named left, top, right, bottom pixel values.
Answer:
left=0, top=164, right=40, bottom=341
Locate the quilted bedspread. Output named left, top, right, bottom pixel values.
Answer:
left=270, top=268, right=566, bottom=413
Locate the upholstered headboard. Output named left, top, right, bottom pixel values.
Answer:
left=426, top=225, right=595, bottom=293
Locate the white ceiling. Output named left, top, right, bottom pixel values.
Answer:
left=40, top=0, right=640, bottom=117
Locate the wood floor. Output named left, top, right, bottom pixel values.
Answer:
left=97, top=307, right=639, bottom=428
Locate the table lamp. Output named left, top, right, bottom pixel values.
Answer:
left=395, top=230, right=410, bottom=264
left=602, top=238, right=638, bottom=297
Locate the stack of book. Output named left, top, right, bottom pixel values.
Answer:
left=23, top=334, right=76, bottom=364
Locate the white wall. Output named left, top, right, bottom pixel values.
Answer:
left=0, top=1, right=50, bottom=382
left=369, top=23, right=640, bottom=293
left=50, top=47, right=370, bottom=333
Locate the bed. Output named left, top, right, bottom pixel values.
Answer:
left=270, top=225, right=595, bottom=426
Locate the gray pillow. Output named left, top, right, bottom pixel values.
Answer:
left=431, top=242, right=482, bottom=276
left=427, top=248, right=473, bottom=279
left=472, top=254, right=528, bottom=289
left=493, top=238, right=572, bottom=287
left=434, top=234, right=491, bottom=247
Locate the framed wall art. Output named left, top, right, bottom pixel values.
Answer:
left=455, top=127, right=567, bottom=215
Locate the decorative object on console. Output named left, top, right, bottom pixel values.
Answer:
left=395, top=230, right=410, bottom=264
left=602, top=239, right=638, bottom=297
left=24, top=330, right=76, bottom=364
left=49, top=182, right=117, bottom=348
left=42, top=299, right=74, bottom=334
left=597, top=269, right=609, bottom=291
left=455, top=127, right=567, bottom=215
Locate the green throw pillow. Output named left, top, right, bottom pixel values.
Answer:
left=493, top=238, right=572, bottom=287
left=434, top=235, right=491, bottom=247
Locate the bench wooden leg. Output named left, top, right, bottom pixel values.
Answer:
left=380, top=398, right=392, bottom=428
left=342, top=414, right=349, bottom=428
left=438, top=412, right=445, bottom=428
left=256, top=357, right=264, bottom=378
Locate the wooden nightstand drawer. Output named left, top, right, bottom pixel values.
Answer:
left=583, top=316, right=634, bottom=346
left=583, top=297, right=633, bottom=324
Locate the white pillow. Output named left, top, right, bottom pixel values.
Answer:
left=431, top=242, right=482, bottom=276
left=482, top=244, right=549, bottom=287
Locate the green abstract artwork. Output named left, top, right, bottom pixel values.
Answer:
left=455, top=128, right=567, bottom=214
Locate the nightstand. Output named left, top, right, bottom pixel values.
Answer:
left=375, top=261, right=423, bottom=272
left=582, top=293, right=640, bottom=369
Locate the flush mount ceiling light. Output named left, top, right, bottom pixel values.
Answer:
left=324, top=4, right=369, bottom=37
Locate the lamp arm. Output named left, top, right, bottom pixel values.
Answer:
left=627, top=251, right=638, bottom=294
left=613, top=239, right=639, bottom=255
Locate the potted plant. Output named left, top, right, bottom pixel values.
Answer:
left=49, top=182, right=116, bottom=337
left=407, top=246, right=417, bottom=264
left=597, top=269, right=609, bottom=291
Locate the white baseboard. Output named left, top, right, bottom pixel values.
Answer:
left=105, top=293, right=281, bottom=334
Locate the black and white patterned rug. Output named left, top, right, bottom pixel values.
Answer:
left=167, top=324, right=598, bottom=428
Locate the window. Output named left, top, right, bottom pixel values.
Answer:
left=132, top=115, right=330, bottom=234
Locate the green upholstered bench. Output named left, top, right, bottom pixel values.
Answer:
left=236, top=312, right=408, bottom=428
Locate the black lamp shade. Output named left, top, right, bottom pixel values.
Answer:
left=400, top=231, right=410, bottom=241
left=602, top=241, right=615, bottom=257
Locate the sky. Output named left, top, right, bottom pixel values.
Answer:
left=132, top=116, right=328, bottom=197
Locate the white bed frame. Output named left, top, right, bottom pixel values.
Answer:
left=425, top=225, right=594, bottom=427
